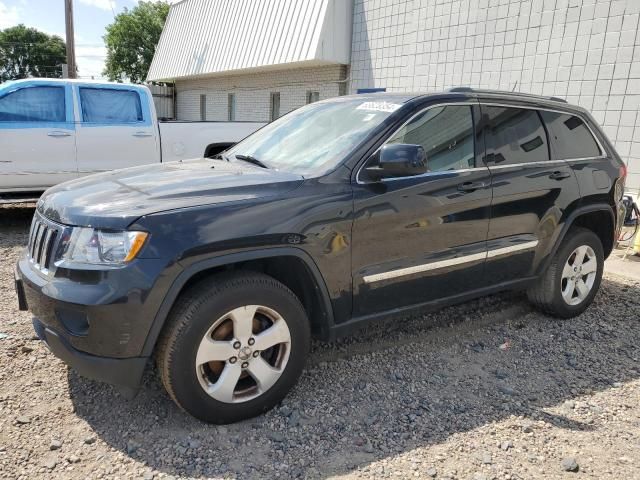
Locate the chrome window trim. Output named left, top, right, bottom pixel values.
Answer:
left=363, top=166, right=489, bottom=184
left=362, top=240, right=539, bottom=284
left=488, top=159, right=567, bottom=170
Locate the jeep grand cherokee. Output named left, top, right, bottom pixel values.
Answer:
left=15, top=89, right=626, bottom=423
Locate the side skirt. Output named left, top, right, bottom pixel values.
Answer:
left=327, top=276, right=537, bottom=340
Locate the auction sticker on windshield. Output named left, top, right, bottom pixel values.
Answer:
left=356, top=101, right=402, bottom=113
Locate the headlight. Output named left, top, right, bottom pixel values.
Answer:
left=56, top=227, right=148, bottom=267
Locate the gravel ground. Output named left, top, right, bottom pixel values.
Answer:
left=1, top=203, right=639, bottom=480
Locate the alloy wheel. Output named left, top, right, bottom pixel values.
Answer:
left=195, top=305, right=291, bottom=403
left=561, top=245, right=598, bottom=306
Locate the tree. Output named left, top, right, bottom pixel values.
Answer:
left=103, top=1, right=170, bottom=83
left=0, top=25, right=66, bottom=82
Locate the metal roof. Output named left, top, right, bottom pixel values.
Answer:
left=147, top=0, right=352, bottom=82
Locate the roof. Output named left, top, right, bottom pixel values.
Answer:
left=147, top=0, right=353, bottom=82
left=320, top=89, right=583, bottom=114
left=0, top=78, right=148, bottom=91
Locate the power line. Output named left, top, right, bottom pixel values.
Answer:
left=0, top=42, right=105, bottom=47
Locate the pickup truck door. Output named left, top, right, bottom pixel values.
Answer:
left=351, top=103, right=492, bottom=317
left=74, top=85, right=158, bottom=175
left=0, top=82, right=77, bottom=191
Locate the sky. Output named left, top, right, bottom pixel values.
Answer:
left=0, top=0, right=173, bottom=79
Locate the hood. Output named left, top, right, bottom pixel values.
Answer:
left=38, top=158, right=304, bottom=229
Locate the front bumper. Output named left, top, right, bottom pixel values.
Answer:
left=31, top=316, right=146, bottom=395
left=14, top=254, right=171, bottom=393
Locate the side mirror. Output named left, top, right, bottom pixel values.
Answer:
left=364, top=143, right=427, bottom=181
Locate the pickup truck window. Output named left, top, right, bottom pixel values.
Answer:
left=226, top=99, right=398, bottom=175
left=0, top=86, right=65, bottom=122
left=387, top=105, right=475, bottom=171
left=79, top=87, right=143, bottom=123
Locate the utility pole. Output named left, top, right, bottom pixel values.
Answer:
left=64, top=0, right=77, bottom=78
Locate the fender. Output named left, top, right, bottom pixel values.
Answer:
left=537, top=202, right=614, bottom=276
left=140, top=247, right=335, bottom=356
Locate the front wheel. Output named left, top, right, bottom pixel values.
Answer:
left=156, top=271, right=310, bottom=424
left=527, top=227, right=604, bottom=318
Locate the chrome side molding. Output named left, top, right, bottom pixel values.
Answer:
left=363, top=240, right=539, bottom=284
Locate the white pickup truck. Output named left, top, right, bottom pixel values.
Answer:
left=0, top=78, right=265, bottom=200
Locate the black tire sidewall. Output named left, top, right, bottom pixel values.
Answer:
left=551, top=229, right=604, bottom=317
left=167, top=275, right=310, bottom=424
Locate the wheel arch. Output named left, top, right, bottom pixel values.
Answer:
left=141, top=248, right=335, bottom=357
left=538, top=203, right=615, bottom=275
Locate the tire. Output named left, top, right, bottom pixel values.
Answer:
left=527, top=227, right=604, bottom=318
left=156, top=271, right=310, bottom=424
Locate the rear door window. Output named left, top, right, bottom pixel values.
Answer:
left=482, top=106, right=549, bottom=165
left=0, top=86, right=65, bottom=122
left=79, top=87, right=143, bottom=123
left=539, top=111, right=601, bottom=159
left=387, top=105, right=475, bottom=171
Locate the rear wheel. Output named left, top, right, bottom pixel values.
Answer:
left=527, top=227, right=604, bottom=318
left=156, top=271, right=310, bottom=424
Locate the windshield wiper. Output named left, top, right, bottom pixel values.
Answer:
left=235, top=154, right=269, bottom=169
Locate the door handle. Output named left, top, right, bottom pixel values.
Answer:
left=132, top=131, right=153, bottom=137
left=47, top=131, right=71, bottom=137
left=548, top=171, right=571, bottom=180
left=457, top=181, right=486, bottom=192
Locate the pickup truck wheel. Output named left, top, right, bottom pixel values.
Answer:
left=527, top=227, right=604, bottom=318
left=156, top=271, right=310, bottom=424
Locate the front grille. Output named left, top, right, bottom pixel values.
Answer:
left=27, top=213, right=61, bottom=273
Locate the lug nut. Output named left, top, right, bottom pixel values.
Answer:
left=233, top=341, right=241, bottom=349
left=253, top=351, right=260, bottom=358
left=229, top=357, right=237, bottom=364
left=248, top=338, right=255, bottom=346
left=241, top=362, right=249, bottom=368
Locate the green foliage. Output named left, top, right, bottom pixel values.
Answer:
left=0, top=25, right=66, bottom=82
left=103, top=1, right=170, bottom=83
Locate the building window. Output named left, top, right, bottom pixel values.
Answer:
left=306, top=91, right=320, bottom=104
left=270, top=92, right=280, bottom=121
left=228, top=93, right=236, bottom=121
left=199, top=94, right=206, bottom=121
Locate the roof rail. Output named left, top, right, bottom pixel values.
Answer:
left=447, top=87, right=568, bottom=103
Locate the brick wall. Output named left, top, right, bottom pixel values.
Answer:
left=175, top=65, right=348, bottom=122
left=350, top=0, right=640, bottom=195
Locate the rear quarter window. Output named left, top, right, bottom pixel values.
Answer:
left=539, top=111, right=601, bottom=159
left=79, top=88, right=143, bottom=123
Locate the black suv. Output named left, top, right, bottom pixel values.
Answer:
left=16, top=89, right=626, bottom=423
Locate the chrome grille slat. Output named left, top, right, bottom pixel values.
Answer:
left=30, top=223, right=42, bottom=259
left=40, top=229, right=53, bottom=267
left=34, top=224, right=47, bottom=266
left=27, top=213, right=62, bottom=275
left=43, top=230, right=57, bottom=269
left=27, top=217, right=37, bottom=254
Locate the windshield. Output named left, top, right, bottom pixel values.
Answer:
left=225, top=98, right=402, bottom=175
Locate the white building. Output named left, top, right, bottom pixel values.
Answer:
left=148, top=0, right=640, bottom=193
